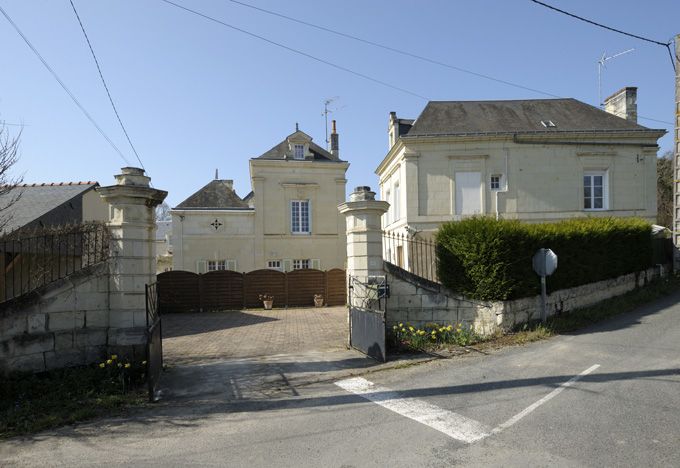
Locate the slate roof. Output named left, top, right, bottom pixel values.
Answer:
left=405, top=99, right=663, bottom=137
left=0, top=182, right=99, bottom=232
left=255, top=133, right=345, bottom=162
left=175, top=180, right=252, bottom=210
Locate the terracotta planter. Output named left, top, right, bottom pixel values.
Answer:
left=263, top=300, right=273, bottom=310
left=314, top=298, right=324, bottom=307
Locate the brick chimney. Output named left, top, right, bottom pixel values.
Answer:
left=330, top=120, right=339, bottom=158
left=604, top=87, right=638, bottom=123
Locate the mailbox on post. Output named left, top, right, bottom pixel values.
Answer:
left=532, top=248, right=557, bottom=325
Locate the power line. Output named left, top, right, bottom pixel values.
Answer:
left=161, top=0, right=428, bottom=101
left=0, top=5, right=131, bottom=166
left=530, top=0, right=676, bottom=71
left=229, top=0, right=563, bottom=99
left=69, top=0, right=147, bottom=173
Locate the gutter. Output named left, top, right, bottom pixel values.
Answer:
left=512, top=135, right=659, bottom=147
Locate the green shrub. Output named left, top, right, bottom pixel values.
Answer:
left=436, top=216, right=653, bottom=300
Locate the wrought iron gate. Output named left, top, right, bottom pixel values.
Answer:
left=145, top=282, right=163, bottom=402
left=348, top=275, right=388, bottom=362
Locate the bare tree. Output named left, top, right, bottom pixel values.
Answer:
left=657, top=150, right=673, bottom=229
left=155, top=201, right=171, bottom=221
left=0, top=124, right=24, bottom=231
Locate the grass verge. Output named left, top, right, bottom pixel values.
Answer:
left=1, top=355, right=148, bottom=440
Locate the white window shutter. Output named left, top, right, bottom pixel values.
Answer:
left=283, top=259, right=293, bottom=273
left=311, top=259, right=320, bottom=270
left=196, top=260, right=207, bottom=274
left=226, top=260, right=237, bottom=271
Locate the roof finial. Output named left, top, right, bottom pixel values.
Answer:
left=296, top=122, right=299, bottom=132
left=215, top=168, right=218, bottom=180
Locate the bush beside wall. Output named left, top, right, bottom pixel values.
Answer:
left=436, top=216, right=654, bottom=301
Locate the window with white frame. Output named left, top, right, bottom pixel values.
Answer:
left=291, top=200, right=310, bottom=233
left=294, top=144, right=305, bottom=160
left=208, top=260, right=226, bottom=271
left=584, top=171, right=608, bottom=210
left=490, top=174, right=502, bottom=190
left=293, top=259, right=310, bottom=270
left=268, top=260, right=282, bottom=271
left=393, top=182, right=400, bottom=221
left=384, top=188, right=391, bottom=225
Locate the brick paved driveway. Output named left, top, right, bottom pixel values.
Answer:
left=162, top=306, right=349, bottom=366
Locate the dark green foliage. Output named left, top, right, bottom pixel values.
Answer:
left=436, top=216, right=654, bottom=300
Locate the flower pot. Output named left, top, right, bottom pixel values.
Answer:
left=263, top=300, right=273, bottom=310
left=314, top=298, right=323, bottom=307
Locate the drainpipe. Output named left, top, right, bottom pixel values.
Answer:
left=495, top=148, right=509, bottom=220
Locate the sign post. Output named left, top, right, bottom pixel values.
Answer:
left=532, top=248, right=558, bottom=325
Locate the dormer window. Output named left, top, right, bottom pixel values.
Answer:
left=294, top=144, right=305, bottom=160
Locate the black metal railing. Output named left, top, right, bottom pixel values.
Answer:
left=0, top=221, right=110, bottom=302
left=382, top=231, right=439, bottom=283
left=146, top=281, right=163, bottom=402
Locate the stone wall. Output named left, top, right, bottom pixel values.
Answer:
left=384, top=262, right=665, bottom=334
left=0, top=263, right=110, bottom=375
left=0, top=167, right=166, bottom=376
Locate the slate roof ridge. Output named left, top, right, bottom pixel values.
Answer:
left=175, top=179, right=252, bottom=210
left=1, top=181, right=99, bottom=188
left=404, top=98, right=663, bottom=136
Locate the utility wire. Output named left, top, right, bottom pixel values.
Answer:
left=227, top=0, right=672, bottom=125
left=161, top=0, right=428, bottom=100
left=69, top=0, right=147, bottom=174
left=0, top=5, right=131, bottom=165
left=530, top=0, right=676, bottom=71
left=229, top=0, right=563, bottom=99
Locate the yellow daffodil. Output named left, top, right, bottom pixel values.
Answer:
left=142, top=361, right=147, bottom=365
left=106, top=360, right=112, bottom=364
left=117, top=363, right=122, bottom=367
left=399, top=323, right=403, bottom=327
left=99, top=363, right=105, bottom=368
left=409, top=326, right=414, bottom=332
left=111, top=355, right=117, bottom=360
left=393, top=325, right=398, bottom=330
left=457, top=329, right=461, bottom=333
left=125, top=363, right=131, bottom=368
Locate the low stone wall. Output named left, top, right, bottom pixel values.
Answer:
left=384, top=263, right=497, bottom=333
left=0, top=263, right=111, bottom=375
left=384, top=262, right=666, bottom=334
left=495, top=265, right=664, bottom=329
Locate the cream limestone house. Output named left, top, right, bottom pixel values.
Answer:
left=172, top=124, right=349, bottom=273
left=377, top=89, right=666, bottom=239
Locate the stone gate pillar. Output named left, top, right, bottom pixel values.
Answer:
left=338, top=186, right=389, bottom=280
left=97, top=167, right=167, bottom=357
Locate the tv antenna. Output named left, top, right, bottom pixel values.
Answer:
left=322, top=96, right=345, bottom=149
left=598, top=48, right=634, bottom=109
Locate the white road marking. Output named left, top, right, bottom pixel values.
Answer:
left=335, top=377, right=491, bottom=443
left=491, top=364, right=600, bottom=434
left=335, top=364, right=600, bottom=444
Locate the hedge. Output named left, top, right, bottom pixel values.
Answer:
left=435, top=216, right=653, bottom=301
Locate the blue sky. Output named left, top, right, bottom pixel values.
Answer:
left=0, top=1, right=677, bottom=208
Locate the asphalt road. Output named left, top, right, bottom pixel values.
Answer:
left=2, top=291, right=679, bottom=467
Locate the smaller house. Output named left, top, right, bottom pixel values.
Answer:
left=0, top=181, right=110, bottom=301
left=172, top=124, right=349, bottom=273
left=156, top=221, right=172, bottom=256
left=0, top=182, right=108, bottom=233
